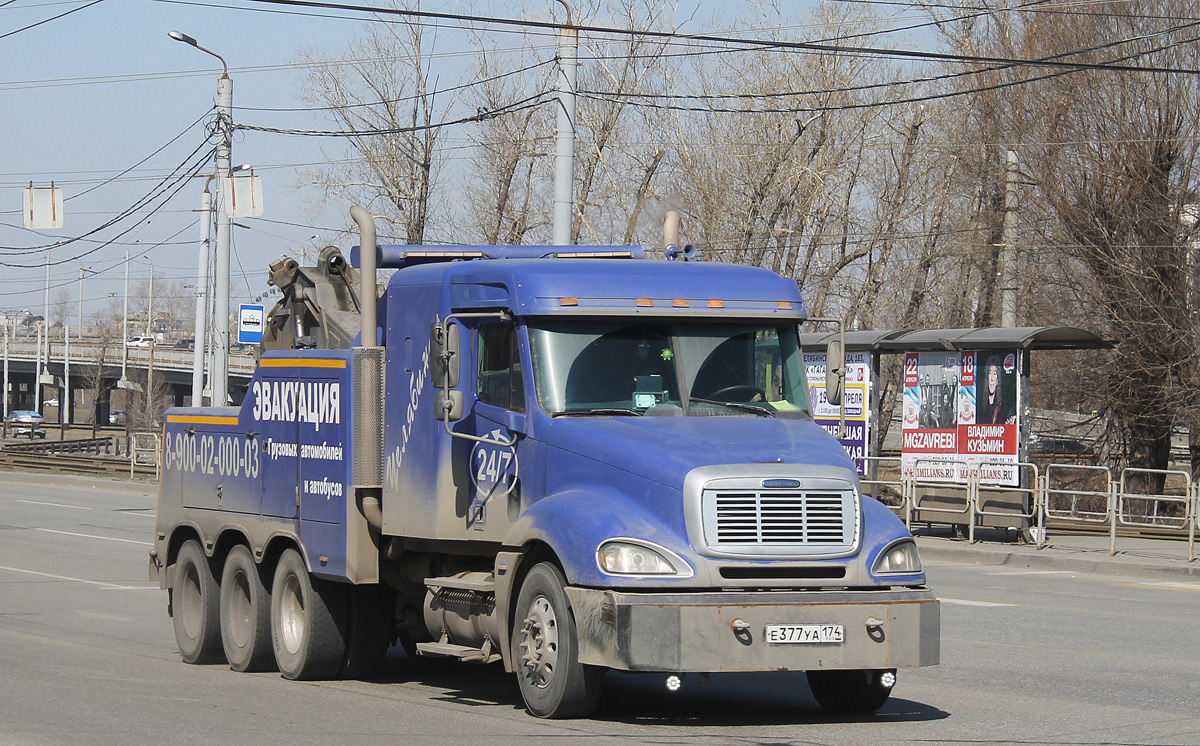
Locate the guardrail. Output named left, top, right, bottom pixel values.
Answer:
left=884, top=462, right=1197, bottom=563
left=0, top=433, right=160, bottom=479
left=4, top=436, right=116, bottom=455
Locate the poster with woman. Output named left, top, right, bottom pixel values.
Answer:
left=902, top=349, right=1020, bottom=486
left=977, top=354, right=1016, bottom=424
left=959, top=351, right=1020, bottom=486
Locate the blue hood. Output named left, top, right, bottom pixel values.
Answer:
left=542, top=415, right=855, bottom=488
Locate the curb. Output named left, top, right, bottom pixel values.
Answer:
left=916, top=536, right=1199, bottom=580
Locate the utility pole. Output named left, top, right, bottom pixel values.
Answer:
left=192, top=182, right=213, bottom=405
left=146, top=260, right=154, bottom=338
left=64, top=325, right=70, bottom=426
left=40, top=248, right=49, bottom=408
left=171, top=30, right=233, bottom=406
left=212, top=68, right=233, bottom=406
left=3, top=320, right=8, bottom=419
left=78, top=264, right=84, bottom=331
left=551, top=1, right=577, bottom=246
left=1000, top=149, right=1019, bottom=328
left=120, top=243, right=129, bottom=386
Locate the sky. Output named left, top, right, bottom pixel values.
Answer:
left=0, top=0, right=932, bottom=330
left=0, top=0, right=473, bottom=326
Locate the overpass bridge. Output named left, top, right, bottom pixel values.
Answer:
left=2, top=337, right=256, bottom=423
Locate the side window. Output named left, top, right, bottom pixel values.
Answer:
left=476, top=323, right=525, bottom=412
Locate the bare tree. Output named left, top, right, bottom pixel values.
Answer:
left=461, top=37, right=554, bottom=245
left=81, top=312, right=118, bottom=437
left=299, top=2, right=450, bottom=244
left=927, top=1, right=1200, bottom=477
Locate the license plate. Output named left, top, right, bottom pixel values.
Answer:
left=764, top=624, right=844, bottom=644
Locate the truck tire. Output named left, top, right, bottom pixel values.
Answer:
left=512, top=562, right=604, bottom=718
left=172, top=539, right=223, bottom=664
left=340, top=585, right=395, bottom=679
left=270, top=548, right=347, bottom=680
left=806, top=669, right=895, bottom=713
left=219, top=544, right=275, bottom=672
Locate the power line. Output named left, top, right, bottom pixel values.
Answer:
left=227, top=0, right=1198, bottom=75
left=576, top=22, right=1200, bottom=115
left=237, top=90, right=551, bottom=137
left=238, top=58, right=551, bottom=113
left=831, top=0, right=1199, bottom=23
left=67, top=109, right=212, bottom=202
left=0, top=141, right=214, bottom=258
left=0, top=0, right=105, bottom=41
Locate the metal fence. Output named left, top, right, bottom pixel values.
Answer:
left=862, top=459, right=1197, bottom=563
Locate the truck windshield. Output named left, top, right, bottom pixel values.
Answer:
left=528, top=319, right=811, bottom=418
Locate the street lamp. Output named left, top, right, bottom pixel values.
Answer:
left=170, top=29, right=234, bottom=406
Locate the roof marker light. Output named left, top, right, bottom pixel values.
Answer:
left=560, top=297, right=579, bottom=306
left=777, top=301, right=793, bottom=310
left=707, top=299, right=724, bottom=308
left=636, top=298, right=653, bottom=307
left=672, top=299, right=689, bottom=308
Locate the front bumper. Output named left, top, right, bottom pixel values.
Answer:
left=564, top=587, right=939, bottom=672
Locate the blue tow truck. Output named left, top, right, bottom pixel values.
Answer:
left=151, top=207, right=938, bottom=718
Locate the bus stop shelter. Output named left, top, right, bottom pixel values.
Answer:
left=799, top=326, right=1115, bottom=534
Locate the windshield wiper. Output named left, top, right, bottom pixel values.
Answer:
left=687, top=397, right=777, bottom=417
left=550, top=408, right=643, bottom=417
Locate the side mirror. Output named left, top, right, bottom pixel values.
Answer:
left=825, top=339, right=845, bottom=407
left=430, top=320, right=460, bottom=388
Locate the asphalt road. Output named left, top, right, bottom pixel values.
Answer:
left=1, top=473, right=1197, bottom=746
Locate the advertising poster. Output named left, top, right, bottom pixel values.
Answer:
left=805, top=350, right=871, bottom=475
left=901, top=349, right=1020, bottom=486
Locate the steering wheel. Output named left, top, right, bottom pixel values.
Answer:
left=706, top=385, right=766, bottom=402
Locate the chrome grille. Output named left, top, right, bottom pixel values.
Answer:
left=703, top=489, right=856, bottom=552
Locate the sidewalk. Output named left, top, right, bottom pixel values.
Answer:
left=915, top=526, right=1199, bottom=579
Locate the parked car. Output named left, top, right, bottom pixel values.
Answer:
left=174, top=338, right=196, bottom=350
left=229, top=342, right=255, bottom=354
left=5, top=410, right=46, bottom=439
left=109, top=410, right=125, bottom=426
left=126, top=336, right=154, bottom=348
left=1028, top=436, right=1092, bottom=456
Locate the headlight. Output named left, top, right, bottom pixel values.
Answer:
left=872, top=540, right=924, bottom=575
left=597, top=540, right=691, bottom=576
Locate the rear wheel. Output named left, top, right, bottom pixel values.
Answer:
left=806, top=669, right=896, bottom=713
left=219, top=544, right=275, bottom=672
left=172, top=539, right=223, bottom=664
left=512, top=562, right=604, bottom=718
left=270, top=548, right=347, bottom=680
left=340, top=585, right=396, bottom=679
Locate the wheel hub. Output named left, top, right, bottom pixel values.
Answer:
left=518, top=594, right=559, bottom=689
left=279, top=575, right=306, bottom=655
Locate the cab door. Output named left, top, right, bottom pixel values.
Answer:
left=466, top=321, right=528, bottom=540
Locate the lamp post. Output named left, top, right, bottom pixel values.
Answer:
left=170, top=29, right=234, bottom=406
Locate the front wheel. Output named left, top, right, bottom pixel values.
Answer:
left=806, top=669, right=896, bottom=713
left=171, top=539, right=223, bottom=664
left=512, top=562, right=604, bottom=718
left=270, top=548, right=347, bottom=680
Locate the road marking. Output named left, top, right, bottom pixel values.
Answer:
left=0, top=565, right=154, bottom=591
left=938, top=597, right=1017, bottom=607
left=983, top=570, right=1073, bottom=576
left=33, top=528, right=151, bottom=546
left=1116, top=581, right=1200, bottom=594
left=16, top=500, right=91, bottom=511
